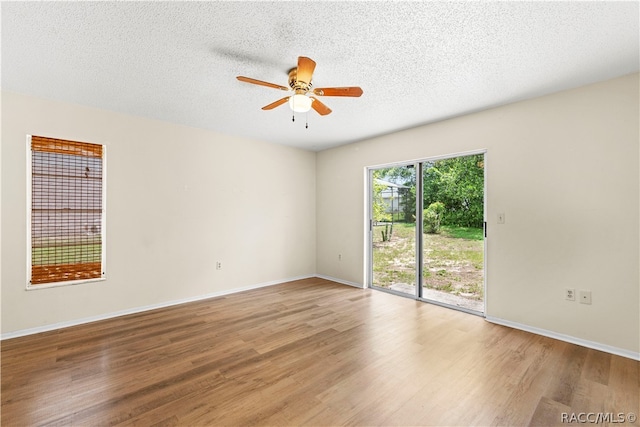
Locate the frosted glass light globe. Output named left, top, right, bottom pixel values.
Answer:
left=289, top=94, right=312, bottom=113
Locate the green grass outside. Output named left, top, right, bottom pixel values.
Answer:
left=441, top=225, right=484, bottom=240
left=32, top=243, right=101, bottom=265
left=373, top=223, right=484, bottom=300
left=372, top=221, right=415, bottom=240
left=374, top=222, right=483, bottom=242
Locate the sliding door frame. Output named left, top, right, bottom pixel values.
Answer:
left=366, top=149, right=487, bottom=316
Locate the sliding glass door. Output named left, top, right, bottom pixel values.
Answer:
left=368, top=152, right=486, bottom=314
left=420, top=154, right=485, bottom=313
left=370, top=166, right=417, bottom=296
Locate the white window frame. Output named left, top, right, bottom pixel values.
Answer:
left=26, top=135, right=107, bottom=290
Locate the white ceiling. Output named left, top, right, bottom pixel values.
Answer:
left=2, top=2, right=638, bottom=151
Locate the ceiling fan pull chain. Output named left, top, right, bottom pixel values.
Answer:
left=292, top=114, right=295, bottom=122
left=305, top=113, right=309, bottom=129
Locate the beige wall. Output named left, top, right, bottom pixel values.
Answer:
left=2, top=74, right=638, bottom=356
left=316, top=74, right=639, bottom=354
left=1, top=92, right=317, bottom=334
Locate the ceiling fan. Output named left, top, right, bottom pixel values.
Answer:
left=236, top=56, right=363, bottom=116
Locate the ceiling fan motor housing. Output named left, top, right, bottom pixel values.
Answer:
left=288, top=67, right=312, bottom=92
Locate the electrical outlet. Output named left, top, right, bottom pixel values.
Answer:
left=497, top=213, right=505, bottom=224
left=579, top=290, right=592, bottom=305
left=565, top=288, right=575, bottom=301
left=216, top=261, right=222, bottom=270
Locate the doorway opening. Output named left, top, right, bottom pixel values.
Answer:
left=368, top=152, right=486, bottom=314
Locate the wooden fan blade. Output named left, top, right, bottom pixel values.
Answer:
left=262, top=97, right=290, bottom=110
left=310, top=97, right=332, bottom=115
left=296, top=57, right=316, bottom=84
left=237, top=76, right=289, bottom=91
left=313, top=86, right=363, bottom=97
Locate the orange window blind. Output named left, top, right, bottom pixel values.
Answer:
left=30, top=136, right=104, bottom=285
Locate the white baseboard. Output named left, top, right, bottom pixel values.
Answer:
left=314, top=274, right=364, bottom=289
left=1, top=274, right=314, bottom=341
left=485, top=316, right=640, bottom=361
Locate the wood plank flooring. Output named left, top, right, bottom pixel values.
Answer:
left=2, top=278, right=638, bottom=426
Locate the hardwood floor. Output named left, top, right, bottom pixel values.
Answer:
left=2, top=278, right=638, bottom=426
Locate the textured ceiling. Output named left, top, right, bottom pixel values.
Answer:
left=2, top=2, right=638, bottom=151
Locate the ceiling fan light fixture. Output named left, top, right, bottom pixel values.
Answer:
left=289, top=94, right=312, bottom=113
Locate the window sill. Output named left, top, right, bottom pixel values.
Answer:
left=26, top=276, right=106, bottom=291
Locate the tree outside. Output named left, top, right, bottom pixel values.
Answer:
left=423, top=154, right=484, bottom=228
